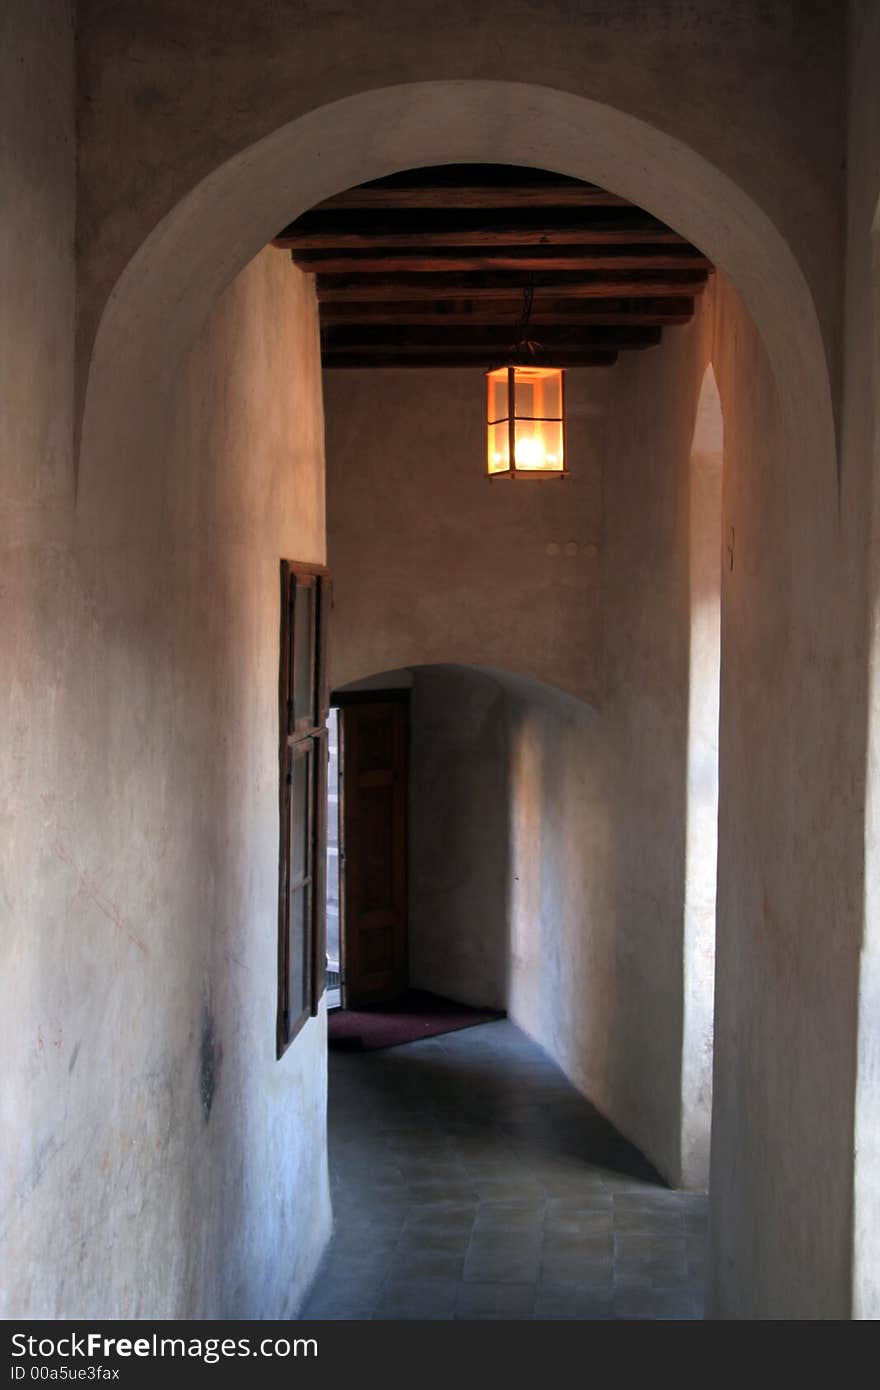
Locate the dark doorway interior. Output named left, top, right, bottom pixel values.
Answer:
left=332, top=691, right=409, bottom=1008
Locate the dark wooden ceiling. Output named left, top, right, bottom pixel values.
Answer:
left=274, top=165, right=712, bottom=369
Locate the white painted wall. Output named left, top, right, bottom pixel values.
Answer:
left=0, top=0, right=79, bottom=1312
left=847, top=0, right=880, bottom=1321
left=409, top=667, right=511, bottom=1011
left=326, top=369, right=607, bottom=702
left=707, top=274, right=855, bottom=1321
left=1, top=32, right=331, bottom=1313
left=681, top=367, right=722, bottom=1189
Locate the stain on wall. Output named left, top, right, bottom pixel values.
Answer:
left=199, top=991, right=221, bottom=1121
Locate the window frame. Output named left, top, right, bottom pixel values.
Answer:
left=277, top=559, right=330, bottom=1058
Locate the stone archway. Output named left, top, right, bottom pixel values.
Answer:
left=79, top=81, right=835, bottom=512
left=77, top=79, right=848, bottom=1319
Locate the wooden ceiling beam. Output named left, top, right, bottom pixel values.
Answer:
left=276, top=167, right=712, bottom=367
left=321, top=325, right=662, bottom=351
left=322, top=350, right=621, bottom=369
left=318, top=296, right=695, bottom=326
left=315, top=271, right=711, bottom=302
left=313, top=184, right=633, bottom=211
left=295, top=247, right=711, bottom=275
left=274, top=216, right=684, bottom=250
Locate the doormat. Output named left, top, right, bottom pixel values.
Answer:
left=327, top=989, right=505, bottom=1051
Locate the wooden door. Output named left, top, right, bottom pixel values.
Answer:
left=340, top=697, right=408, bottom=1006
left=277, top=561, right=329, bottom=1057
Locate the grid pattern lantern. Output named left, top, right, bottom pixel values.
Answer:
left=486, top=365, right=566, bottom=478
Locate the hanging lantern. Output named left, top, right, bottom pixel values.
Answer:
left=486, top=365, right=566, bottom=478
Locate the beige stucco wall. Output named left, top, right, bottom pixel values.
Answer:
left=326, top=369, right=607, bottom=701
left=408, top=667, right=511, bottom=1012
left=681, top=367, right=722, bottom=1191
left=0, top=11, right=330, bottom=1312
left=0, top=0, right=79, bottom=1310
left=706, top=280, right=857, bottom=1322
left=847, top=0, right=880, bottom=1322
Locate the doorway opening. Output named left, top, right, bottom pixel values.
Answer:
left=332, top=690, right=409, bottom=1010
left=77, top=75, right=841, bottom=1317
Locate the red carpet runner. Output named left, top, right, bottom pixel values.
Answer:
left=327, top=989, right=505, bottom=1051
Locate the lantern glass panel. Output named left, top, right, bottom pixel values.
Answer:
left=513, top=417, right=564, bottom=471
left=513, top=366, right=562, bottom=422
left=487, top=420, right=510, bottom=474
left=487, top=368, right=510, bottom=424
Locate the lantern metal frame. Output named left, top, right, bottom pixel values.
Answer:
left=486, top=363, right=568, bottom=479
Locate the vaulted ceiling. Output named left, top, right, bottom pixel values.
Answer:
left=274, top=165, right=713, bottom=369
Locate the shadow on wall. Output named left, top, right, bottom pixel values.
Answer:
left=409, top=666, right=513, bottom=1012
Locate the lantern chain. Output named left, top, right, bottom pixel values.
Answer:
left=513, top=277, right=542, bottom=362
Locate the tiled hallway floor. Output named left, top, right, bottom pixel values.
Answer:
left=300, top=1020, right=707, bottom=1320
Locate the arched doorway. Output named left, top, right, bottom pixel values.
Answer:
left=77, top=81, right=846, bottom=1319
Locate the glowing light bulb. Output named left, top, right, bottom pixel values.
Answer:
left=515, top=436, right=545, bottom=470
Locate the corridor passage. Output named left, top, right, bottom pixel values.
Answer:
left=300, top=1021, right=707, bottom=1319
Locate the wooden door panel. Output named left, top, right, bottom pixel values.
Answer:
left=341, top=698, right=407, bottom=1006
left=276, top=560, right=329, bottom=1058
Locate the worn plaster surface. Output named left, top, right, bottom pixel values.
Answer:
left=1, top=31, right=331, bottom=1312
left=325, top=369, right=607, bottom=702
left=848, top=0, right=880, bottom=1321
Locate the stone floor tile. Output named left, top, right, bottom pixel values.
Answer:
left=540, top=1254, right=614, bottom=1286
left=473, top=1203, right=546, bottom=1234
left=463, top=1238, right=542, bottom=1284
left=300, top=1020, right=705, bottom=1322
left=374, top=1279, right=459, bottom=1319
left=385, top=1248, right=466, bottom=1281
left=455, top=1282, right=536, bottom=1318
left=534, top=1283, right=615, bottom=1320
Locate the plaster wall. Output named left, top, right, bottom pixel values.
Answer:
left=408, top=667, right=510, bottom=1012
left=325, top=369, right=607, bottom=701
left=1, top=102, right=330, bottom=1320
left=0, top=0, right=79, bottom=1310
left=847, top=0, right=880, bottom=1321
left=487, top=305, right=707, bottom=1188
left=707, top=280, right=857, bottom=1322
left=74, top=0, right=844, bottom=425
left=680, top=368, right=722, bottom=1190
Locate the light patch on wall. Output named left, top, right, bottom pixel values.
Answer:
left=681, top=362, right=723, bottom=1190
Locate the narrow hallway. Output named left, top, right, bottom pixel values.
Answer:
left=300, top=1021, right=707, bottom=1319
